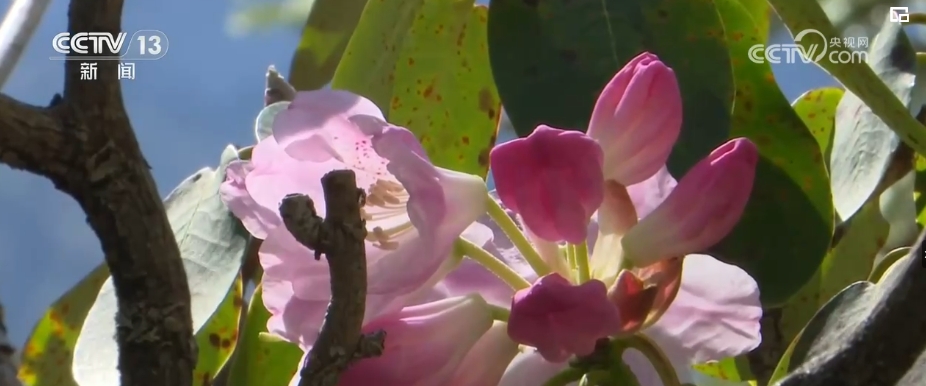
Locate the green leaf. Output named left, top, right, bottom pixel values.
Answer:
left=868, top=246, right=910, bottom=283
left=692, top=356, right=755, bottom=384
left=709, top=0, right=832, bottom=306
left=486, top=0, right=732, bottom=175
left=767, top=0, right=926, bottom=158
left=331, top=0, right=501, bottom=177
left=18, top=264, right=109, bottom=386
left=735, top=0, right=769, bottom=42
left=791, top=87, right=844, bottom=167
left=71, top=145, right=250, bottom=385
left=255, top=101, right=290, bottom=141
left=778, top=195, right=888, bottom=348
left=192, top=274, right=244, bottom=385
left=913, top=155, right=926, bottom=225
left=226, top=285, right=303, bottom=386
left=829, top=17, right=916, bottom=221
left=288, top=0, right=370, bottom=90
left=770, top=243, right=924, bottom=385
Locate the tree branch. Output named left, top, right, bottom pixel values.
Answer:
left=279, top=170, right=385, bottom=386
left=0, top=0, right=196, bottom=385
left=0, top=301, right=23, bottom=386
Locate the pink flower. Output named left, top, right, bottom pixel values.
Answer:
left=220, top=89, right=490, bottom=347
left=506, top=273, right=621, bottom=362
left=449, top=322, right=521, bottom=386
left=477, top=52, right=761, bottom=383
left=496, top=255, right=761, bottom=385
left=586, top=52, right=682, bottom=185
left=287, top=295, right=494, bottom=386
left=621, top=138, right=759, bottom=266
left=490, top=125, right=604, bottom=244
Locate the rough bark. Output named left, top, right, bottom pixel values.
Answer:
left=0, top=0, right=196, bottom=384
left=279, top=170, right=385, bottom=386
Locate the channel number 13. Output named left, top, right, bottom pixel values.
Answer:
left=136, top=35, right=162, bottom=56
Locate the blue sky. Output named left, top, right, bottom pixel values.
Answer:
left=4, top=0, right=915, bottom=345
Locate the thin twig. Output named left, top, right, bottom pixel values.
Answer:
left=0, top=301, right=23, bottom=386
left=0, top=0, right=196, bottom=384
left=0, top=0, right=52, bottom=88
left=278, top=170, right=385, bottom=386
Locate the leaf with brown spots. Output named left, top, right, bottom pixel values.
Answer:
left=287, top=0, right=370, bottom=90
left=18, top=264, right=109, bottom=386
left=487, top=0, right=733, bottom=175
left=226, top=285, right=302, bottom=386
left=709, top=0, right=833, bottom=306
left=331, top=0, right=500, bottom=177
left=791, top=87, right=844, bottom=168
left=777, top=195, right=888, bottom=350
left=192, top=274, right=245, bottom=386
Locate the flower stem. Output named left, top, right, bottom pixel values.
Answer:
left=574, top=241, right=590, bottom=283
left=455, top=238, right=531, bottom=290
left=622, top=335, right=682, bottom=386
left=485, top=195, right=552, bottom=277
left=487, top=304, right=510, bottom=322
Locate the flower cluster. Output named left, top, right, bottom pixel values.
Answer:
left=221, top=52, right=762, bottom=385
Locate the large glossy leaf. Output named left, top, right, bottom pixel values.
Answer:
left=191, top=274, right=244, bottom=385
left=710, top=0, right=832, bottom=305
left=71, top=145, right=250, bottom=385
left=735, top=0, right=769, bottom=42
left=791, top=87, right=844, bottom=167
left=18, top=264, right=108, bottom=386
left=226, top=285, right=302, bottom=386
left=777, top=195, right=888, bottom=345
left=288, top=0, right=370, bottom=90
left=770, top=241, right=926, bottom=386
left=767, top=0, right=926, bottom=161
left=486, top=0, right=732, bottom=175
left=331, top=0, right=501, bottom=177
left=829, top=17, right=916, bottom=221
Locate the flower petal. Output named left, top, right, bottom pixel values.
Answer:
left=498, top=350, right=571, bottom=386
left=490, top=125, right=604, bottom=244
left=273, top=90, right=385, bottom=163
left=508, top=274, right=622, bottom=361
left=363, top=123, right=489, bottom=295
left=338, top=295, right=494, bottom=386
left=262, top=277, right=328, bottom=348
left=622, top=138, right=758, bottom=265
left=219, top=160, right=280, bottom=238
left=643, top=254, right=762, bottom=364
left=450, top=321, right=521, bottom=386
left=587, top=52, right=682, bottom=185
left=626, top=165, right=677, bottom=220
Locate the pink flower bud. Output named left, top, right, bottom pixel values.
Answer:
left=587, top=52, right=682, bottom=185
left=507, top=273, right=621, bottom=362
left=621, top=138, right=758, bottom=266
left=490, top=125, right=604, bottom=244
left=337, top=295, right=494, bottom=386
